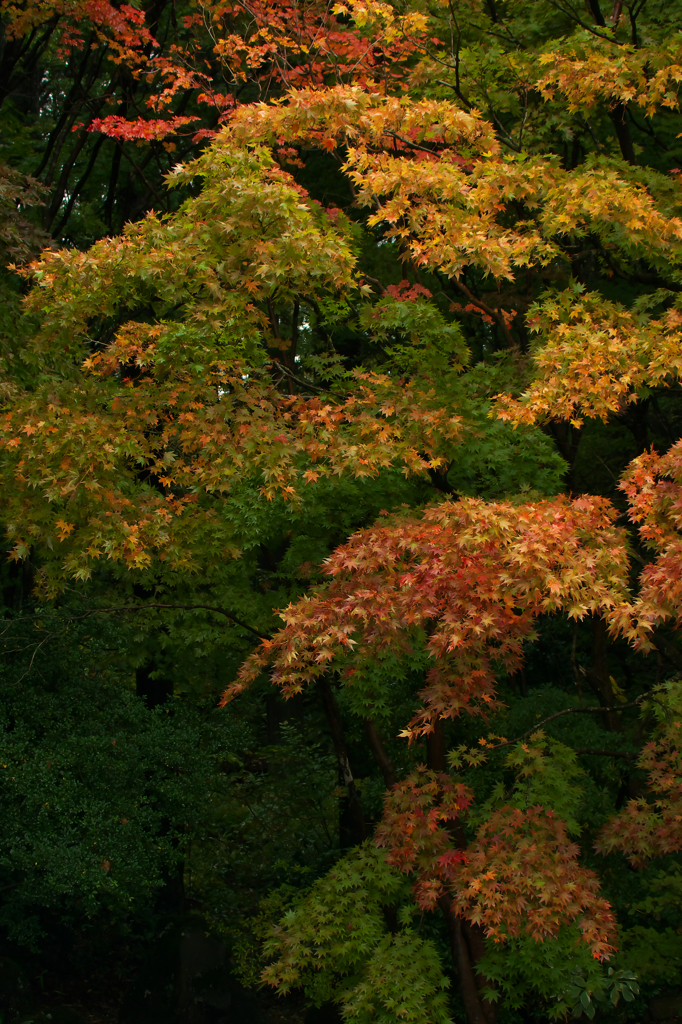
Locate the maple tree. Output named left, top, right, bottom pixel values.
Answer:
left=2, top=0, right=682, bottom=1021
left=0, top=0, right=429, bottom=245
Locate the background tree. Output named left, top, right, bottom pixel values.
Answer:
left=1, top=1, right=682, bottom=1023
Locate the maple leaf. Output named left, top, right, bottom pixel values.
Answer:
left=55, top=519, right=75, bottom=541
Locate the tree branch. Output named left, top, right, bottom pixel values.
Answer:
left=452, top=277, right=515, bottom=347
left=573, top=748, right=637, bottom=758
left=485, top=694, right=648, bottom=750
left=0, top=604, right=269, bottom=639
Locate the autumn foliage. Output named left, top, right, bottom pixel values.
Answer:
left=226, top=495, right=630, bottom=738
left=2, top=0, right=682, bottom=1020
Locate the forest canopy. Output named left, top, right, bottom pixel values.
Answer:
left=0, top=1, right=682, bottom=1022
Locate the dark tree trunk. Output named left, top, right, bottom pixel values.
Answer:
left=427, top=718, right=447, bottom=772
left=585, top=616, right=620, bottom=731
left=547, top=420, right=582, bottom=493
left=364, top=718, right=398, bottom=787
left=319, top=678, right=365, bottom=846
left=439, top=899, right=496, bottom=1024
left=610, top=102, right=636, bottom=164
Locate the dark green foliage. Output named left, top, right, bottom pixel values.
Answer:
left=0, top=621, right=233, bottom=948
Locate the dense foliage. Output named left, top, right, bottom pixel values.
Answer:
left=1, top=0, right=682, bottom=1022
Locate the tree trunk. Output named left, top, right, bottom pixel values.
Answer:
left=364, top=718, right=398, bottom=787
left=585, top=616, right=620, bottom=731
left=319, top=678, right=365, bottom=847
left=610, top=102, right=636, bottom=164
left=439, top=898, right=496, bottom=1024
left=427, top=718, right=446, bottom=772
